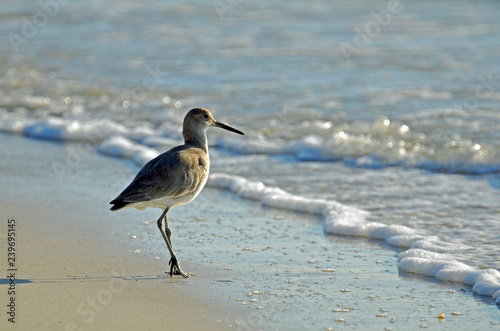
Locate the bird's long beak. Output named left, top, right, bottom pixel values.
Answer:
left=214, top=121, right=245, bottom=135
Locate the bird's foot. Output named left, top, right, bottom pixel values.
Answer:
left=168, top=257, right=189, bottom=278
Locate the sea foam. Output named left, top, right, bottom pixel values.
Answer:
left=2, top=113, right=499, bottom=174
left=23, top=117, right=128, bottom=141
left=216, top=133, right=500, bottom=175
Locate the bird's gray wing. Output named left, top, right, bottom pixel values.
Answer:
left=115, top=146, right=208, bottom=203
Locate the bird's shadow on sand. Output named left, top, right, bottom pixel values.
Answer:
left=0, top=274, right=188, bottom=285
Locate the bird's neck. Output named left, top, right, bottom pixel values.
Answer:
left=183, top=129, right=208, bottom=153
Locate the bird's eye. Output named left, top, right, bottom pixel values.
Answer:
left=202, top=114, right=209, bottom=120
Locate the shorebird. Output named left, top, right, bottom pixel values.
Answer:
left=110, top=108, right=244, bottom=277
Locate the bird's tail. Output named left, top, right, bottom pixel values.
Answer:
left=109, top=198, right=128, bottom=211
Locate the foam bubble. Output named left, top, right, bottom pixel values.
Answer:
left=23, top=117, right=128, bottom=142
left=398, top=249, right=500, bottom=297
left=410, top=238, right=470, bottom=253
left=98, top=136, right=159, bottom=167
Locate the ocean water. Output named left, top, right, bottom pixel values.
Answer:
left=1, top=0, right=499, bottom=302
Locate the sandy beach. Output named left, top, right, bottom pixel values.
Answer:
left=1, top=133, right=499, bottom=330
left=0, top=133, right=246, bottom=330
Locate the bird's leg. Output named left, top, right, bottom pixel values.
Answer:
left=163, top=214, right=188, bottom=277
left=165, top=215, right=172, bottom=243
left=156, top=209, right=189, bottom=278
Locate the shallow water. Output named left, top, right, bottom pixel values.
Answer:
left=1, top=0, right=499, bottom=300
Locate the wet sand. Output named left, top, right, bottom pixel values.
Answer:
left=0, top=133, right=499, bottom=330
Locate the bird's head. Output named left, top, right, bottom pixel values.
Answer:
left=183, top=108, right=244, bottom=135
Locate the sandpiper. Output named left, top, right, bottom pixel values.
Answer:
left=110, top=108, right=244, bottom=277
